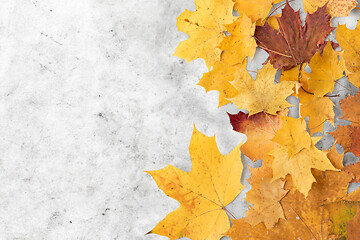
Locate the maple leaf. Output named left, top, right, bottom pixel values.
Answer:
left=344, top=162, right=360, bottom=183
left=327, top=145, right=344, bottom=170
left=254, top=1, right=334, bottom=70
left=270, top=144, right=336, bottom=196
left=336, top=22, right=360, bottom=88
left=226, top=172, right=356, bottom=240
left=229, top=63, right=294, bottom=115
left=326, top=202, right=360, bottom=239
left=331, top=125, right=360, bottom=157
left=198, top=14, right=257, bottom=107
left=347, top=185, right=360, bottom=201
left=228, top=110, right=285, bottom=161
left=280, top=66, right=308, bottom=94
left=269, top=117, right=336, bottom=196
left=348, top=207, right=360, bottom=239
left=298, top=89, right=335, bottom=135
left=303, top=0, right=357, bottom=17
left=308, top=170, right=351, bottom=203
left=271, top=117, right=310, bottom=156
left=218, top=14, right=257, bottom=63
left=339, top=90, right=360, bottom=126
left=304, top=41, right=345, bottom=97
left=174, top=0, right=235, bottom=69
left=199, top=59, right=239, bottom=107
left=145, top=126, right=244, bottom=240
left=232, top=0, right=282, bottom=23
left=245, top=166, right=288, bottom=229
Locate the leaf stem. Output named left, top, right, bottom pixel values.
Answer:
left=223, top=207, right=236, bottom=219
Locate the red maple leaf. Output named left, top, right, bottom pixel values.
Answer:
left=254, top=1, right=334, bottom=70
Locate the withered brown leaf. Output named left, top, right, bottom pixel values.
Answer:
left=254, top=1, right=334, bottom=70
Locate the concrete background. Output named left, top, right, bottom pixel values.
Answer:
left=0, top=0, right=358, bottom=239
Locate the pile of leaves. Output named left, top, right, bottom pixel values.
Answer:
left=145, top=0, right=360, bottom=239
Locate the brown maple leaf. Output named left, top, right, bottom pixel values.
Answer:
left=331, top=125, right=360, bottom=157
left=254, top=1, right=334, bottom=70
left=344, top=162, right=360, bottom=183
left=340, top=90, right=360, bottom=126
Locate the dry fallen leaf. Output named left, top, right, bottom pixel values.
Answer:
left=219, top=14, right=257, bottom=63
left=280, top=65, right=309, bottom=93
left=298, top=89, right=335, bottom=135
left=174, top=0, right=235, bottom=69
left=271, top=117, right=310, bottom=156
left=303, top=0, right=357, bottom=17
left=229, top=63, right=294, bottom=115
left=198, top=14, right=256, bottom=107
left=348, top=206, right=360, bottom=239
left=327, top=144, right=344, bottom=170
left=198, top=58, right=239, bottom=107
left=340, top=90, right=360, bottom=126
left=145, top=126, right=244, bottom=240
left=336, top=22, right=360, bottom=88
left=331, top=125, right=360, bottom=157
left=304, top=41, right=345, bottom=97
left=254, top=1, right=334, bottom=70
left=245, top=166, right=288, bottom=229
left=344, top=162, right=360, bottom=183
left=228, top=110, right=285, bottom=161
left=226, top=172, right=357, bottom=240
left=232, top=0, right=281, bottom=23
left=269, top=117, right=336, bottom=196
left=270, top=144, right=336, bottom=196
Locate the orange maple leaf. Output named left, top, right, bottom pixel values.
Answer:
left=228, top=110, right=285, bottom=161
left=245, top=166, right=288, bottom=229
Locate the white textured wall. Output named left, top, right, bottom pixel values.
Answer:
left=0, top=0, right=358, bottom=239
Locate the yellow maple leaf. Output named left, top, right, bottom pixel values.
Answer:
left=270, top=144, right=336, bottom=196
left=199, top=59, right=239, bottom=107
left=269, top=117, right=336, bottom=196
left=336, top=22, right=360, bottom=88
left=219, top=14, right=257, bottom=63
left=145, top=126, right=244, bottom=240
left=198, top=14, right=256, bottom=107
left=298, top=89, right=335, bottom=135
left=245, top=166, right=288, bottom=229
left=303, top=0, right=357, bottom=17
left=271, top=117, right=311, bottom=157
left=304, top=42, right=345, bottom=97
left=232, top=0, right=282, bottom=22
left=229, top=63, right=294, bottom=115
left=256, top=14, right=280, bottom=30
left=174, top=0, right=235, bottom=69
left=280, top=66, right=307, bottom=94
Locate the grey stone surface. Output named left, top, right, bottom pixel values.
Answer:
left=0, top=0, right=359, bottom=240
